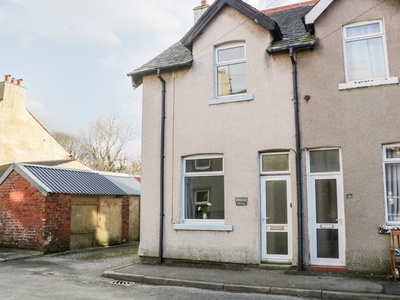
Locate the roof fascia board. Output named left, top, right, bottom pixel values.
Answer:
left=14, top=163, right=52, bottom=196
left=181, top=0, right=281, bottom=49
left=304, top=0, right=334, bottom=27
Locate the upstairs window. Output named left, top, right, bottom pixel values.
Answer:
left=343, top=20, right=388, bottom=83
left=216, top=43, right=246, bottom=97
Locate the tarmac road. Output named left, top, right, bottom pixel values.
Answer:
left=0, top=243, right=306, bottom=300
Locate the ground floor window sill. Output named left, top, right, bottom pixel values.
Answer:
left=173, top=223, right=233, bottom=231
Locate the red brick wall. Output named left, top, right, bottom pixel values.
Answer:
left=43, top=193, right=71, bottom=253
left=0, top=171, right=46, bottom=250
left=122, top=196, right=130, bottom=243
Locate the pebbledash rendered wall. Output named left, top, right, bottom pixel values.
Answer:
left=0, top=170, right=131, bottom=253
left=139, top=6, right=298, bottom=264
left=296, top=0, right=400, bottom=272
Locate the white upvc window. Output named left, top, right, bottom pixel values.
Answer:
left=209, top=42, right=254, bottom=105
left=383, top=144, right=400, bottom=225
left=173, top=154, right=232, bottom=231
left=339, top=20, right=398, bottom=90
left=260, top=152, right=290, bottom=175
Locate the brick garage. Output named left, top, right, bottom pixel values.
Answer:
left=0, top=163, right=137, bottom=253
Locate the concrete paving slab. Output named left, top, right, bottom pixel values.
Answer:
left=0, top=247, right=43, bottom=262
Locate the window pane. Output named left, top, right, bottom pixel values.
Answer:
left=315, top=179, right=338, bottom=223
left=218, top=46, right=244, bottom=62
left=385, top=163, right=400, bottom=222
left=310, top=150, right=340, bottom=173
left=186, top=158, right=223, bottom=173
left=262, top=154, right=289, bottom=172
left=386, top=146, right=400, bottom=159
left=346, top=22, right=380, bottom=37
left=346, top=37, right=386, bottom=81
left=317, top=229, right=339, bottom=258
left=185, top=176, right=224, bottom=219
left=267, top=232, right=288, bottom=255
left=217, top=63, right=247, bottom=96
left=266, top=180, right=287, bottom=224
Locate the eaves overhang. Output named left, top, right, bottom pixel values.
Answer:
left=127, top=41, right=193, bottom=89
left=0, top=163, right=52, bottom=196
left=181, top=0, right=283, bottom=50
left=267, top=36, right=318, bottom=53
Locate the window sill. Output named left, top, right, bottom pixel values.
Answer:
left=339, top=77, right=399, bottom=90
left=209, top=94, right=254, bottom=105
left=173, top=222, right=233, bottom=231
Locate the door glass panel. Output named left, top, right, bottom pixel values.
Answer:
left=266, top=180, right=287, bottom=224
left=315, top=179, right=338, bottom=223
left=310, top=150, right=340, bottom=173
left=317, top=229, right=339, bottom=258
left=267, top=232, right=288, bottom=255
left=262, top=154, right=289, bottom=172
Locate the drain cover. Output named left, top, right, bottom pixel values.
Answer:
left=110, top=280, right=135, bottom=287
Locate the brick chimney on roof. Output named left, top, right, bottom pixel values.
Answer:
left=194, top=0, right=209, bottom=23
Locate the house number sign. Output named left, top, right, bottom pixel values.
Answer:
left=235, top=197, right=248, bottom=206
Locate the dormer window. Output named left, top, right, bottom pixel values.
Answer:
left=216, top=43, right=246, bottom=97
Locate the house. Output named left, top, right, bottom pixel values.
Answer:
left=128, top=0, right=399, bottom=274
left=0, top=163, right=140, bottom=253
left=0, top=75, right=88, bottom=169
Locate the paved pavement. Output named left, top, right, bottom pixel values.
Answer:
left=2, top=246, right=400, bottom=299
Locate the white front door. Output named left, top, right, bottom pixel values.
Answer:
left=308, top=149, right=346, bottom=266
left=261, top=176, right=292, bottom=262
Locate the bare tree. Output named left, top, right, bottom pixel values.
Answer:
left=52, top=131, right=88, bottom=162
left=84, top=114, right=135, bottom=172
left=52, top=114, right=139, bottom=173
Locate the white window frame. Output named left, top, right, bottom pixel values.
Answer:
left=382, top=144, right=400, bottom=225
left=209, top=42, right=254, bottom=105
left=173, top=154, right=232, bottom=231
left=339, top=20, right=398, bottom=90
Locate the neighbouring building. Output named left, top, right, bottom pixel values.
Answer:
left=128, top=0, right=399, bottom=274
left=0, top=163, right=140, bottom=253
left=0, top=75, right=87, bottom=169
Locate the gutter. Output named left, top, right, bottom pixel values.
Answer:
left=157, top=68, right=166, bottom=265
left=289, top=47, right=304, bottom=272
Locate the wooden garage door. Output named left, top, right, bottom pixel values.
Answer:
left=97, top=198, right=122, bottom=246
left=70, top=197, right=98, bottom=250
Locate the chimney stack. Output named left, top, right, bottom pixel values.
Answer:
left=4, top=75, right=11, bottom=82
left=11, top=78, right=16, bottom=84
left=194, top=0, right=209, bottom=23
left=17, top=79, right=23, bottom=86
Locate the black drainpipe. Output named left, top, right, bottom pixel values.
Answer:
left=157, top=68, right=166, bottom=265
left=289, top=47, right=304, bottom=271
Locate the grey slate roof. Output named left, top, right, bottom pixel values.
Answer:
left=267, top=6, right=316, bottom=53
left=0, top=163, right=136, bottom=196
left=127, top=0, right=317, bottom=87
left=128, top=41, right=193, bottom=88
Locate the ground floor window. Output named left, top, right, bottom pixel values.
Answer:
left=183, top=155, right=224, bottom=220
left=383, top=144, right=400, bottom=224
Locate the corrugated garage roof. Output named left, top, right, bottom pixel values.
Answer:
left=99, top=171, right=141, bottom=196
left=0, top=163, right=132, bottom=196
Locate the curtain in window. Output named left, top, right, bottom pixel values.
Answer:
left=346, top=37, right=385, bottom=81
left=386, top=163, right=400, bottom=222
left=185, top=177, right=195, bottom=219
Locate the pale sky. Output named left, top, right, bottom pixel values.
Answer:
left=0, top=0, right=305, bottom=153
